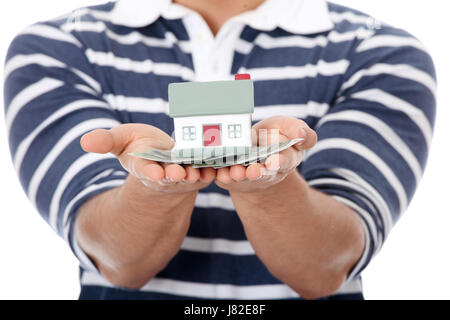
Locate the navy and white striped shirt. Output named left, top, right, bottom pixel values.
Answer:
left=3, top=0, right=436, bottom=299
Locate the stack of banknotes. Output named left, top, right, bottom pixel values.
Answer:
left=129, top=138, right=303, bottom=169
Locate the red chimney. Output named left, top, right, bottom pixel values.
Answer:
left=235, top=73, right=251, bottom=80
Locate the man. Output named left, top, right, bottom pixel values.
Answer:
left=4, top=0, right=436, bottom=299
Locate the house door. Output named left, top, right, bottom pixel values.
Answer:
left=203, top=124, right=221, bottom=147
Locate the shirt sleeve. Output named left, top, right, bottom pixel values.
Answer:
left=300, top=26, right=437, bottom=281
left=3, top=22, right=128, bottom=272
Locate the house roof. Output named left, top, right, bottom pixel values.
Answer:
left=168, top=79, right=254, bottom=118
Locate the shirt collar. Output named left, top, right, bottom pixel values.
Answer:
left=111, top=0, right=334, bottom=35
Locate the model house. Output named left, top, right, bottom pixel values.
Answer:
left=169, top=74, right=254, bottom=157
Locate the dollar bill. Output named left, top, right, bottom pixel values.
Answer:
left=129, top=138, right=303, bottom=168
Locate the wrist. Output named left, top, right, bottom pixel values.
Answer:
left=230, top=170, right=313, bottom=218
left=117, top=175, right=197, bottom=218
left=230, top=170, right=306, bottom=198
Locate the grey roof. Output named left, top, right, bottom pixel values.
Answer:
left=168, top=79, right=254, bottom=117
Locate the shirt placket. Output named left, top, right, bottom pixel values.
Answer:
left=182, top=12, right=245, bottom=82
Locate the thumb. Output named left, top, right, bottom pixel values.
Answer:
left=80, top=128, right=114, bottom=154
left=80, top=123, right=174, bottom=156
left=253, top=116, right=317, bottom=150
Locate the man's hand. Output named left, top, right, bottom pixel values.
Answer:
left=76, top=123, right=215, bottom=289
left=215, top=116, right=317, bottom=192
left=80, top=123, right=215, bottom=194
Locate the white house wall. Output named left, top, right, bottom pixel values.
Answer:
left=173, top=114, right=252, bottom=150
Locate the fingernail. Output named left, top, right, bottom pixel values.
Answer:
left=299, top=128, right=307, bottom=141
left=294, top=128, right=307, bottom=150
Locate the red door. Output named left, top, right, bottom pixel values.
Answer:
left=203, top=125, right=221, bottom=147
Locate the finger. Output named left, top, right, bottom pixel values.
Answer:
left=246, top=163, right=266, bottom=180
left=264, top=154, right=290, bottom=172
left=216, top=167, right=232, bottom=184
left=229, top=164, right=247, bottom=182
left=184, top=165, right=201, bottom=183
left=264, top=145, right=301, bottom=171
left=163, top=163, right=186, bottom=182
left=200, top=167, right=216, bottom=183
left=116, top=148, right=163, bottom=179
left=141, top=161, right=165, bottom=181
left=264, top=153, right=283, bottom=171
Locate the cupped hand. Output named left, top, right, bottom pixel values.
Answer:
left=215, top=116, right=317, bottom=193
left=80, top=123, right=215, bottom=193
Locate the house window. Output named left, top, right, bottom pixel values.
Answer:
left=228, top=124, right=241, bottom=139
left=183, top=126, right=196, bottom=140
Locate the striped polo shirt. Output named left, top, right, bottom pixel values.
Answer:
left=3, top=0, right=436, bottom=299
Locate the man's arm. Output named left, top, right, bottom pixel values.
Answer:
left=76, top=124, right=215, bottom=288
left=215, top=116, right=364, bottom=299
left=75, top=178, right=196, bottom=289
left=230, top=171, right=364, bottom=299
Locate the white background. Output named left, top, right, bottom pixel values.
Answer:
left=0, top=0, right=448, bottom=300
